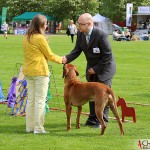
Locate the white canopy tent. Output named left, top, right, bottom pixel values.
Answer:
left=93, top=14, right=112, bottom=34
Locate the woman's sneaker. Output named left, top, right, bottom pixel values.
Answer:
left=34, top=130, right=49, bottom=134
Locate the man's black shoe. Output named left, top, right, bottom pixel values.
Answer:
left=85, top=119, right=101, bottom=128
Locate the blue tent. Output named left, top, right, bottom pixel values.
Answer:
left=12, top=12, right=56, bottom=21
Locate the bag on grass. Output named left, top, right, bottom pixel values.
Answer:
left=7, top=77, right=17, bottom=108
left=66, top=28, right=70, bottom=36
left=45, top=81, right=52, bottom=114
left=12, top=78, right=28, bottom=116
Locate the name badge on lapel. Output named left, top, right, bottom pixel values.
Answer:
left=93, top=48, right=100, bottom=53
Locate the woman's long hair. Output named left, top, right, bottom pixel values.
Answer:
left=26, top=14, right=47, bottom=42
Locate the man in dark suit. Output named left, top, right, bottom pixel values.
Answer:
left=63, top=13, right=116, bottom=128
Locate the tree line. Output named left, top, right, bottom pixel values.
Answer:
left=0, top=0, right=150, bottom=22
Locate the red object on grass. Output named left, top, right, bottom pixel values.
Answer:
left=117, top=96, right=136, bottom=123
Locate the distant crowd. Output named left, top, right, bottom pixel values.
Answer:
left=113, top=28, right=149, bottom=41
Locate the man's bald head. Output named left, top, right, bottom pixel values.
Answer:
left=78, top=13, right=94, bottom=25
left=77, top=13, right=93, bottom=33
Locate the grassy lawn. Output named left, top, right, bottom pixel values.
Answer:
left=0, top=34, right=150, bottom=150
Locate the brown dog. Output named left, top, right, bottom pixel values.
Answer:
left=63, top=64, right=124, bottom=135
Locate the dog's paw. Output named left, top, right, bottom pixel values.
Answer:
left=76, top=124, right=80, bottom=129
left=66, top=127, right=71, bottom=131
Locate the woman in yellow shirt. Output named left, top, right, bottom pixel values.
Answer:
left=23, top=14, right=63, bottom=134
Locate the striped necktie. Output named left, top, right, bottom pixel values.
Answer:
left=86, top=35, right=90, bottom=44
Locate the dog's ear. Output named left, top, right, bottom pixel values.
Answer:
left=74, top=67, right=79, bottom=76
left=62, top=65, right=65, bottom=78
left=75, top=69, right=79, bottom=76
left=62, top=64, right=69, bottom=78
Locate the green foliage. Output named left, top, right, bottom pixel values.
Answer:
left=4, top=0, right=99, bottom=22
left=46, top=0, right=99, bottom=22
left=2, top=0, right=150, bottom=22
left=141, top=0, right=150, bottom=5
left=5, top=0, right=48, bottom=20
left=0, top=1, right=6, bottom=11
left=0, top=34, right=150, bottom=150
left=98, top=0, right=150, bottom=21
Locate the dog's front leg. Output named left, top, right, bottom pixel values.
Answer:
left=76, top=106, right=82, bottom=129
left=66, top=105, right=72, bottom=131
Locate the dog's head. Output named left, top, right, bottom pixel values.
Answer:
left=62, top=64, right=79, bottom=78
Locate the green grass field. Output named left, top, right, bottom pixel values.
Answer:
left=0, top=34, right=150, bottom=150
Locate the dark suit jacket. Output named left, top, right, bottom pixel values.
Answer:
left=66, top=27, right=116, bottom=82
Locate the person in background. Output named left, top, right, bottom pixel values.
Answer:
left=68, top=20, right=77, bottom=43
left=124, top=29, right=131, bottom=41
left=22, top=14, right=65, bottom=134
left=113, top=29, right=125, bottom=40
left=2, top=21, right=9, bottom=39
left=57, top=22, right=62, bottom=33
left=63, top=13, right=116, bottom=128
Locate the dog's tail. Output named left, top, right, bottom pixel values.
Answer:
left=107, top=88, right=116, bottom=102
left=107, top=87, right=124, bottom=135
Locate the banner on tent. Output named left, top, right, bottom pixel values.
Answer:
left=138, top=6, right=150, bottom=13
left=14, top=29, right=27, bottom=34
left=126, top=3, right=133, bottom=27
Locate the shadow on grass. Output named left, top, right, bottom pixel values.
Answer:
left=0, top=123, right=101, bottom=137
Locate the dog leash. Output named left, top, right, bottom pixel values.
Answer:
left=79, top=74, right=96, bottom=81
left=79, top=74, right=86, bottom=79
